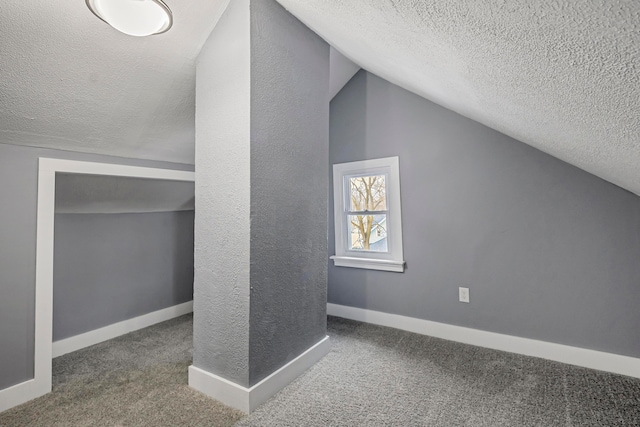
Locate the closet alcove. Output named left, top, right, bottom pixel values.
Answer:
left=52, top=173, right=195, bottom=355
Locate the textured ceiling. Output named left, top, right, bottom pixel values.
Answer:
left=2, top=1, right=638, bottom=195
left=277, top=0, right=640, bottom=195
left=55, top=174, right=194, bottom=214
left=0, top=0, right=229, bottom=165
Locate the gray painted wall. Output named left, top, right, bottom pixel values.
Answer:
left=53, top=211, right=194, bottom=341
left=194, top=0, right=328, bottom=388
left=329, top=70, right=640, bottom=358
left=194, top=0, right=252, bottom=387
left=0, top=142, right=193, bottom=390
left=249, top=0, right=329, bottom=385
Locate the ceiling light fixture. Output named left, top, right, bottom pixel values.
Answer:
left=86, top=0, right=173, bottom=37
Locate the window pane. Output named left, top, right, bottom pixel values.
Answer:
left=348, top=214, right=388, bottom=252
left=349, top=175, right=387, bottom=212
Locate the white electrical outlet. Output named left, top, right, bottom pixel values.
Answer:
left=459, top=287, right=470, bottom=303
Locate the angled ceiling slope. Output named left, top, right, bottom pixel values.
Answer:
left=55, top=174, right=195, bottom=214
left=2, top=1, right=638, bottom=195
left=277, top=0, right=640, bottom=196
left=0, top=0, right=230, bottom=165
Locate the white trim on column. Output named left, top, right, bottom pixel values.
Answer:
left=53, top=301, right=193, bottom=358
left=189, top=335, right=331, bottom=413
left=327, top=303, right=640, bottom=379
left=0, top=158, right=195, bottom=414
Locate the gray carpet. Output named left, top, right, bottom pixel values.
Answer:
left=241, top=318, right=640, bottom=426
left=0, top=315, right=243, bottom=427
left=2, top=314, right=640, bottom=426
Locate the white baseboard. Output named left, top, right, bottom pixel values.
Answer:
left=1, top=301, right=194, bottom=414
left=0, top=379, right=48, bottom=414
left=52, top=301, right=193, bottom=358
left=189, top=335, right=330, bottom=413
left=327, top=303, right=640, bottom=379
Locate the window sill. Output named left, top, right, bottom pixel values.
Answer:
left=330, top=256, right=405, bottom=273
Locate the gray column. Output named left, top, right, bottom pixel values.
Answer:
left=191, top=0, right=329, bottom=412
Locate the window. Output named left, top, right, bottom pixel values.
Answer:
left=330, top=156, right=405, bottom=272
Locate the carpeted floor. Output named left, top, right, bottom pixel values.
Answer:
left=0, top=315, right=243, bottom=427
left=1, top=314, right=640, bottom=426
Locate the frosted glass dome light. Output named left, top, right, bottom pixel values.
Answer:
left=86, top=0, right=173, bottom=37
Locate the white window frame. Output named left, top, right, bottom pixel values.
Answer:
left=330, top=156, right=405, bottom=273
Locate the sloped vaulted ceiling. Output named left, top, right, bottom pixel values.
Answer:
left=1, top=1, right=638, bottom=195
left=276, top=0, right=640, bottom=196
left=0, top=0, right=230, bottom=165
